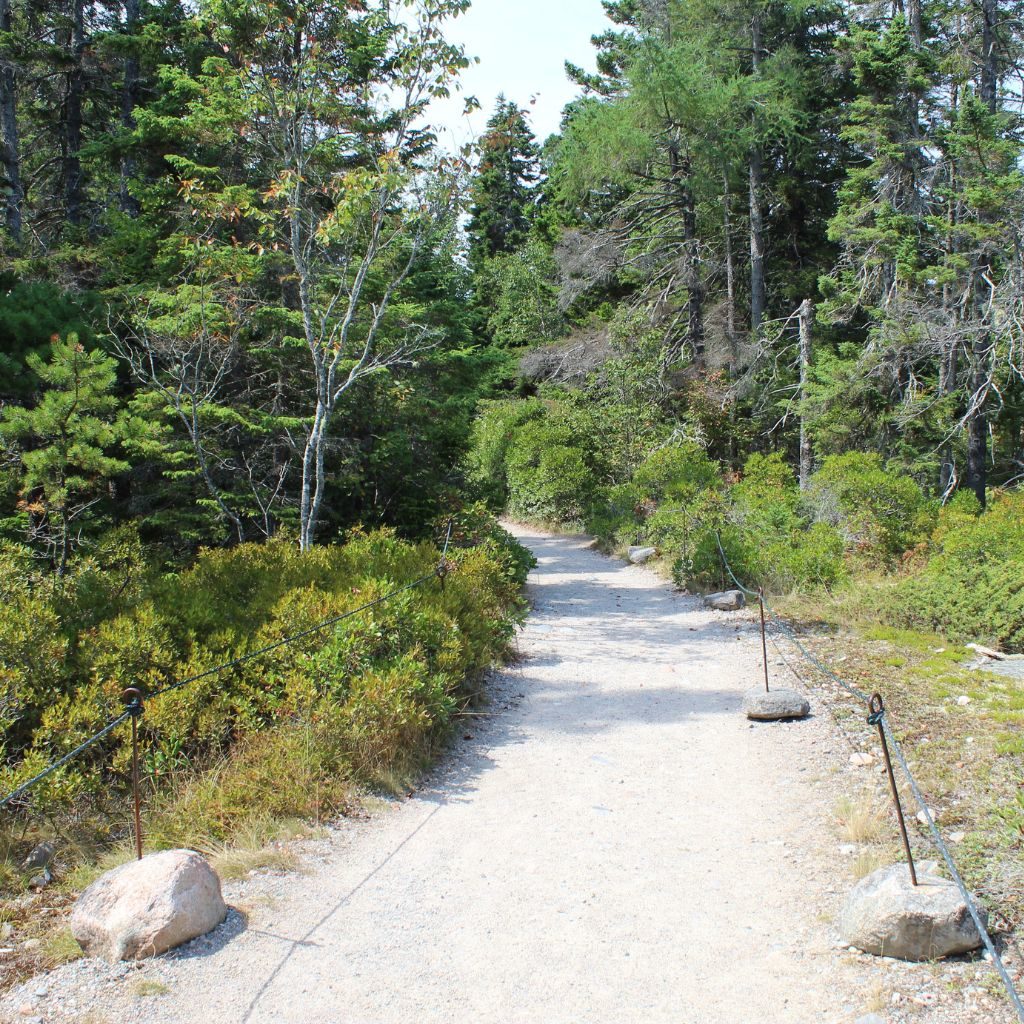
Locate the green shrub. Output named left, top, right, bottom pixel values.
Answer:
left=891, top=490, right=1024, bottom=651
left=505, top=416, right=598, bottom=525
left=632, top=441, right=720, bottom=504
left=466, top=399, right=546, bottom=508
left=0, top=518, right=530, bottom=871
left=807, top=452, right=936, bottom=559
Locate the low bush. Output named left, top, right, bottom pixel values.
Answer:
left=466, top=399, right=546, bottom=509
left=889, top=490, right=1024, bottom=652
left=0, top=512, right=531, bottom=874
left=807, top=452, right=936, bottom=560
left=505, top=414, right=599, bottom=525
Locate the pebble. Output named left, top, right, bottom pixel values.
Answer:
left=957, top=695, right=972, bottom=706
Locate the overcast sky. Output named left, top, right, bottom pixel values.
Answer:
left=425, top=0, right=609, bottom=150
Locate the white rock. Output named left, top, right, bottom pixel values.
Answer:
left=743, top=688, right=810, bottom=721
left=627, top=546, right=657, bottom=565
left=849, top=752, right=876, bottom=767
left=838, top=861, right=985, bottom=961
left=703, top=590, right=745, bottom=611
left=71, top=849, right=226, bottom=962
left=956, top=695, right=971, bottom=706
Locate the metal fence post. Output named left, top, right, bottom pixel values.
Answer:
left=758, top=587, right=770, bottom=693
left=122, top=687, right=145, bottom=861
left=868, top=693, right=917, bottom=886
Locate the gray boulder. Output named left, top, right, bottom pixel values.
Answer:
left=628, top=546, right=657, bottom=565
left=743, top=688, right=810, bottom=721
left=71, top=849, right=226, bottom=962
left=704, top=590, right=745, bottom=611
left=839, top=861, right=985, bottom=961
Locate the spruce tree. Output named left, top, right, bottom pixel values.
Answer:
left=466, top=97, right=541, bottom=268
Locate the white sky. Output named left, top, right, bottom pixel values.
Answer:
left=425, top=0, right=609, bottom=150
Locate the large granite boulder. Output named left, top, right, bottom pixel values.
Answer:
left=704, top=590, right=745, bottom=611
left=743, top=688, right=810, bottom=721
left=839, top=861, right=985, bottom=961
left=71, top=849, right=226, bottom=962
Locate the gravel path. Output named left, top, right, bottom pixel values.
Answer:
left=3, top=526, right=1014, bottom=1023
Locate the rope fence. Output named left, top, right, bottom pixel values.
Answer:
left=713, top=530, right=1024, bottom=1023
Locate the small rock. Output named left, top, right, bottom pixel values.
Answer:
left=849, top=752, right=876, bottom=767
left=71, top=849, right=226, bottom=962
left=839, top=861, right=986, bottom=961
left=28, top=867, right=51, bottom=890
left=743, top=688, right=810, bottom=721
left=948, top=831, right=965, bottom=843
left=703, top=590, right=745, bottom=611
left=916, top=808, right=939, bottom=826
left=627, top=546, right=657, bottom=565
left=21, top=842, right=55, bottom=872
left=855, top=1014, right=887, bottom=1024
left=22, top=939, right=39, bottom=950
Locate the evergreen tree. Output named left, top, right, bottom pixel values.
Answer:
left=466, top=97, right=541, bottom=268
left=0, top=336, right=131, bottom=573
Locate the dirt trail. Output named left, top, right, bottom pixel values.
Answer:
left=4, top=526, right=964, bottom=1023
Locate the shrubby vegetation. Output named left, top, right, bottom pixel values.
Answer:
left=469, top=397, right=1024, bottom=654
left=0, top=508, right=532, bottom=870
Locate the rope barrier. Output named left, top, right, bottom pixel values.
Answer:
left=0, top=712, right=131, bottom=810
left=713, top=530, right=1024, bottom=1023
left=0, top=520, right=456, bottom=811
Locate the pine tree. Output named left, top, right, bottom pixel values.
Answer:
left=0, top=336, right=130, bottom=573
left=466, top=97, right=541, bottom=268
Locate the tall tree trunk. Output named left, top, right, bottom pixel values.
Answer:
left=748, top=12, right=766, bottom=334
left=63, top=0, right=86, bottom=227
left=0, top=0, right=22, bottom=240
left=980, top=0, right=997, bottom=111
left=669, top=138, right=704, bottom=368
left=723, top=171, right=738, bottom=374
left=965, top=331, right=989, bottom=508
left=119, top=0, right=140, bottom=214
left=964, top=0, right=1000, bottom=508
left=798, top=298, right=814, bottom=490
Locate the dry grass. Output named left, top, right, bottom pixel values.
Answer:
left=771, top=597, right=1024, bottom=927
left=835, top=794, right=888, bottom=844
left=852, top=848, right=891, bottom=880
left=862, top=978, right=890, bottom=1013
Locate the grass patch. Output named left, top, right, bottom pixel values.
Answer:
left=835, top=795, right=888, bottom=844
left=41, top=927, right=82, bottom=968
left=852, top=848, right=891, bottom=880
left=773, top=598, right=1024, bottom=928
left=130, top=978, right=170, bottom=997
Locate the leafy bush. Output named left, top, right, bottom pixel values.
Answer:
left=0, top=518, right=530, bottom=866
left=505, top=415, right=598, bottom=525
left=807, top=452, right=936, bottom=559
left=466, top=398, right=546, bottom=508
left=632, top=441, right=720, bottom=504
left=890, top=490, right=1024, bottom=651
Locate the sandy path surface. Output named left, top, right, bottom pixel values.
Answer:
left=5, top=527, right=913, bottom=1023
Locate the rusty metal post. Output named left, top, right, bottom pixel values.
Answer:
left=122, top=687, right=144, bottom=861
left=758, top=587, right=770, bottom=693
left=868, top=693, right=917, bottom=886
